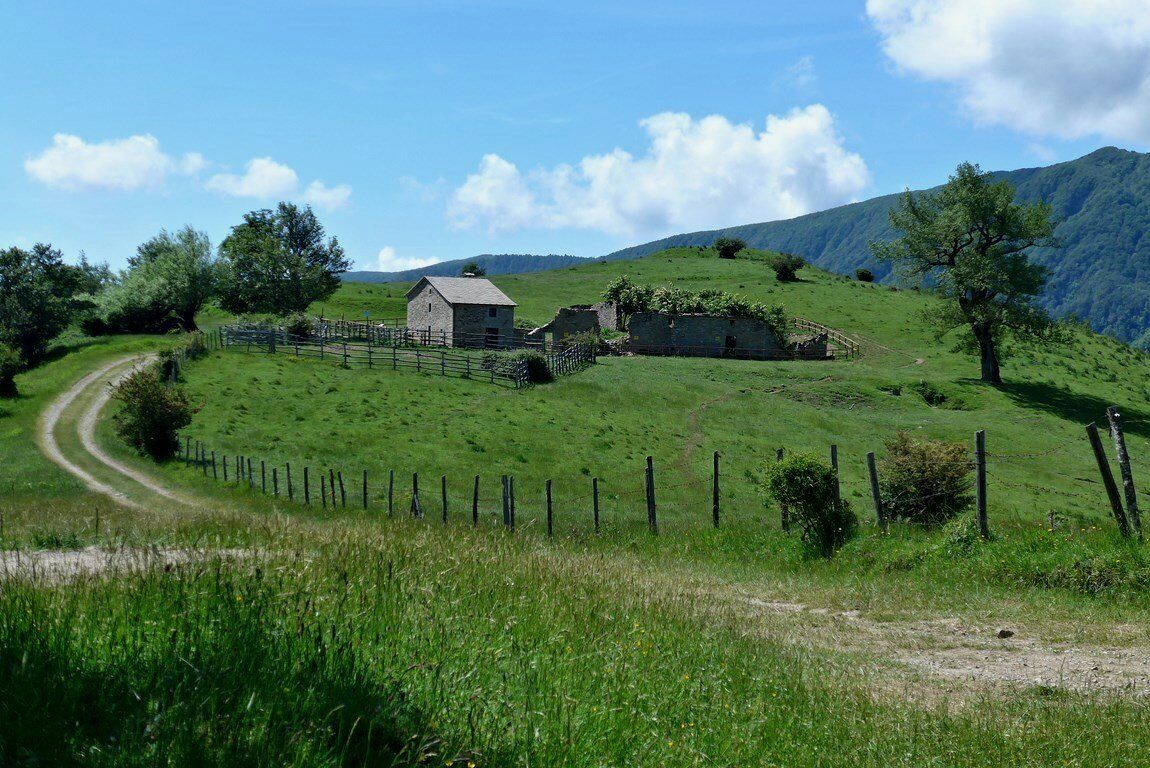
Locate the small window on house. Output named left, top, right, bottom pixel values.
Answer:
left=488, top=306, right=497, bottom=318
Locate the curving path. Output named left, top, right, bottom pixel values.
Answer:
left=38, top=354, right=199, bottom=510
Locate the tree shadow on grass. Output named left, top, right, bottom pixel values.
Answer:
left=999, top=381, right=1150, bottom=438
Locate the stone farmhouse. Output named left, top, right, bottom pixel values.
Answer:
left=406, top=276, right=517, bottom=349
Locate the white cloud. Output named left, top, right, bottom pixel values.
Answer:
left=24, top=133, right=203, bottom=192
left=302, top=180, right=352, bottom=211
left=448, top=105, right=870, bottom=239
left=867, top=0, right=1150, bottom=143
left=373, top=246, right=437, bottom=273
left=206, top=157, right=299, bottom=198
left=779, top=55, right=817, bottom=91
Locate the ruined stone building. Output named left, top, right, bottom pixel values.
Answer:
left=627, top=312, right=789, bottom=359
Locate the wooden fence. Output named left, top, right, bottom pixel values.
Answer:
left=217, top=324, right=596, bottom=387
left=791, top=317, right=861, bottom=359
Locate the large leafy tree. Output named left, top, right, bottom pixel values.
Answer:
left=217, top=203, right=350, bottom=315
left=0, top=243, right=98, bottom=363
left=871, top=162, right=1060, bottom=384
left=97, top=226, right=216, bottom=332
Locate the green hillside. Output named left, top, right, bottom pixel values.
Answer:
left=607, top=148, right=1150, bottom=343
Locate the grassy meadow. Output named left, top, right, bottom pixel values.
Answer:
left=5, top=247, right=1150, bottom=765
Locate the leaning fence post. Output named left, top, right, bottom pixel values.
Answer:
left=337, top=470, right=346, bottom=507
left=645, top=456, right=658, bottom=534
left=472, top=475, right=480, bottom=526
left=1106, top=406, right=1143, bottom=539
left=975, top=430, right=989, bottom=539
left=712, top=451, right=720, bottom=528
left=593, top=477, right=600, bottom=534
left=546, top=479, right=554, bottom=537
left=1087, top=422, right=1130, bottom=538
left=867, top=451, right=886, bottom=532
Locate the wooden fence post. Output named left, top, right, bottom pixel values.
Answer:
left=776, top=448, right=789, bottom=532
left=441, top=474, right=448, bottom=523
left=864, top=452, right=883, bottom=531
left=261, top=460, right=267, bottom=493
left=286, top=463, right=293, bottom=501
left=501, top=475, right=510, bottom=528
left=867, top=451, right=886, bottom=531
left=1086, top=422, right=1130, bottom=538
left=273, top=467, right=279, bottom=497
left=546, top=479, right=554, bottom=537
left=645, top=456, right=658, bottom=535
left=321, top=474, right=328, bottom=508
left=223, top=454, right=229, bottom=482
left=411, top=472, right=423, bottom=518
left=211, top=451, right=218, bottom=481
left=363, top=469, right=368, bottom=510
left=593, top=477, right=600, bottom=534
left=830, top=444, right=840, bottom=503
left=712, top=451, right=720, bottom=528
left=388, top=470, right=395, bottom=516
left=337, top=471, right=346, bottom=507
left=184, top=437, right=191, bottom=466
left=975, top=430, right=989, bottom=539
left=247, top=458, right=254, bottom=490
left=472, top=475, right=480, bottom=526
left=304, top=466, right=310, bottom=505
left=1106, top=406, right=1143, bottom=539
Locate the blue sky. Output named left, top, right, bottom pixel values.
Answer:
left=3, top=1, right=1147, bottom=272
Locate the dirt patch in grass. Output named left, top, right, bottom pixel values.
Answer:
left=739, top=596, right=1150, bottom=699
left=0, top=546, right=248, bottom=582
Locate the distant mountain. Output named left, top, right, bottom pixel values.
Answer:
left=606, top=147, right=1150, bottom=343
left=344, top=253, right=589, bottom=284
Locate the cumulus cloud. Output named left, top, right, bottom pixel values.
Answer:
left=302, top=180, right=353, bottom=211
left=867, top=0, right=1150, bottom=143
left=206, top=157, right=300, bottom=198
left=24, top=133, right=204, bottom=191
left=448, top=105, right=869, bottom=239
left=373, top=246, right=437, bottom=272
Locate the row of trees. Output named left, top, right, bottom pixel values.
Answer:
left=0, top=202, right=349, bottom=396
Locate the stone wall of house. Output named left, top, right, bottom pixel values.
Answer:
left=628, top=312, right=786, bottom=359
left=407, top=282, right=454, bottom=338
left=594, top=301, right=621, bottom=332
left=453, top=303, right=515, bottom=348
left=793, top=332, right=829, bottom=359
left=546, top=307, right=601, bottom=339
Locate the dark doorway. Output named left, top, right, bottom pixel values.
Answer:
left=724, top=335, right=737, bottom=357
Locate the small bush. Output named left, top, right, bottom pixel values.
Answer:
left=764, top=453, right=856, bottom=557
left=511, top=350, right=553, bottom=383
left=284, top=313, right=314, bottom=338
left=112, top=367, right=196, bottom=460
left=0, top=343, right=21, bottom=398
left=713, top=236, right=746, bottom=259
left=855, top=268, right=874, bottom=282
left=880, top=431, right=972, bottom=526
left=767, top=253, right=805, bottom=282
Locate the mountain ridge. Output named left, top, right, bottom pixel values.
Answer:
left=344, top=253, right=589, bottom=284
left=605, top=147, right=1150, bottom=343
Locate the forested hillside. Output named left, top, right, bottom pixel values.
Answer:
left=606, top=148, right=1150, bottom=343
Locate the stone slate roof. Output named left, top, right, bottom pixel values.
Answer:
left=407, top=276, right=517, bottom=307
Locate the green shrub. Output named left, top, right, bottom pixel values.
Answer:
left=284, top=313, right=314, bottom=338
left=855, top=268, right=874, bottom=282
left=764, top=453, right=856, bottom=557
left=112, top=367, right=196, bottom=460
left=880, top=431, right=972, bottom=526
left=767, top=253, right=805, bottom=281
left=0, top=343, right=21, bottom=398
left=511, top=350, right=553, bottom=383
left=713, top=236, right=746, bottom=259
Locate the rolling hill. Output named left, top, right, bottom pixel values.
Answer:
left=605, top=147, right=1150, bottom=344
left=344, top=252, right=589, bottom=284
